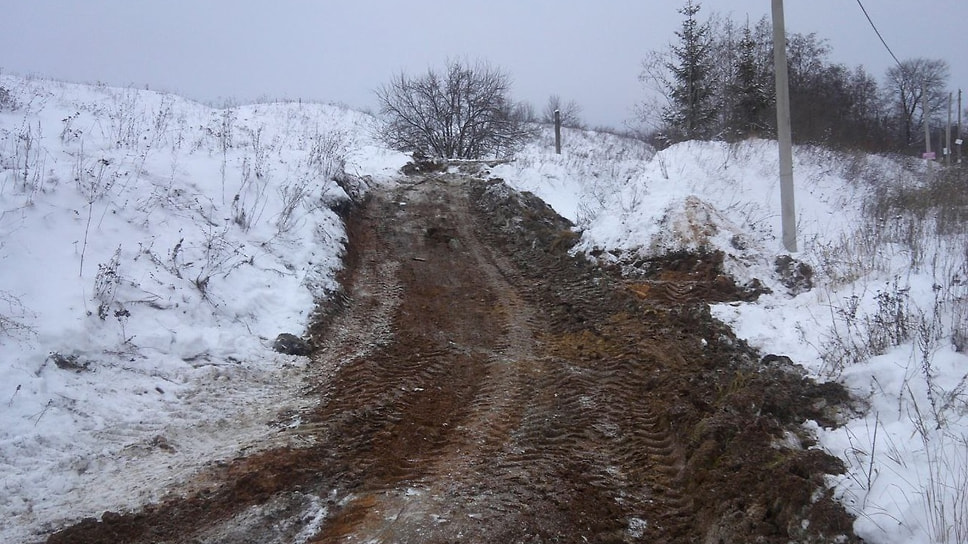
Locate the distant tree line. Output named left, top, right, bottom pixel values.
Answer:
left=374, top=3, right=953, bottom=159
left=642, top=0, right=953, bottom=155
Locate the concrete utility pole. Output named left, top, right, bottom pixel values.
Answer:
left=772, top=0, right=797, bottom=252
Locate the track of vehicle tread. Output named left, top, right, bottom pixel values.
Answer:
left=46, top=173, right=860, bottom=544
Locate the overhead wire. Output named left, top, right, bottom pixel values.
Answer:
left=854, top=0, right=904, bottom=70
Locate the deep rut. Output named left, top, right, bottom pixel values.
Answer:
left=46, top=173, right=860, bottom=544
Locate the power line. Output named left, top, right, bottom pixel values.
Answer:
left=855, top=0, right=903, bottom=69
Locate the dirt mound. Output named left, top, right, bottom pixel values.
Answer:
left=46, top=174, right=858, bottom=543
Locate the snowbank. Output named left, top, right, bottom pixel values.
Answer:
left=0, top=74, right=406, bottom=541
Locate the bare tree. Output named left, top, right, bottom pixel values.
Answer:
left=375, top=60, right=532, bottom=159
left=885, top=58, right=950, bottom=149
left=541, top=94, right=584, bottom=128
left=635, top=49, right=676, bottom=135
left=513, top=101, right=537, bottom=124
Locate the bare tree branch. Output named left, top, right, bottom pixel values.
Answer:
left=885, top=58, right=950, bottom=147
left=542, top=95, right=584, bottom=129
left=376, top=60, right=533, bottom=160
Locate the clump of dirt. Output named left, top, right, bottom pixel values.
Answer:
left=472, top=178, right=579, bottom=251
left=775, top=254, right=815, bottom=296
left=399, top=154, right=446, bottom=175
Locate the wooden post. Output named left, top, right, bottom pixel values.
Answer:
left=772, top=0, right=797, bottom=252
left=554, top=109, right=562, bottom=155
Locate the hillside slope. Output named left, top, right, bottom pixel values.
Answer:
left=0, top=74, right=406, bottom=542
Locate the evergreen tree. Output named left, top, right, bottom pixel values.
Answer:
left=640, top=8, right=895, bottom=152
left=663, top=0, right=716, bottom=141
left=708, top=13, right=737, bottom=137
left=726, top=23, right=770, bottom=139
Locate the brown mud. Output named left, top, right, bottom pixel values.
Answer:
left=46, top=172, right=860, bottom=543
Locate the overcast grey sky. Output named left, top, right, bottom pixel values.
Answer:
left=2, top=1, right=967, bottom=128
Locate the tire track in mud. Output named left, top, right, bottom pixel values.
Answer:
left=313, top=176, right=699, bottom=543
left=46, top=173, right=860, bottom=544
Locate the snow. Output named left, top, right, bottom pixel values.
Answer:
left=496, top=126, right=968, bottom=544
left=2, top=74, right=966, bottom=543
left=0, top=74, right=408, bottom=542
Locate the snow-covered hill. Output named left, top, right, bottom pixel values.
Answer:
left=0, top=74, right=406, bottom=542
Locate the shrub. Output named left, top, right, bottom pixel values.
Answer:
left=375, top=60, right=533, bottom=159
left=0, top=86, right=15, bottom=111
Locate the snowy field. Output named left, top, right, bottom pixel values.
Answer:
left=497, top=128, right=968, bottom=544
left=2, top=75, right=967, bottom=543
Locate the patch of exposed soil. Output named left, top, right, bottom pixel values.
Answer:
left=621, top=248, right=768, bottom=305
left=45, top=173, right=859, bottom=543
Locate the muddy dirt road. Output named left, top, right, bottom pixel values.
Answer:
left=48, top=173, right=859, bottom=543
